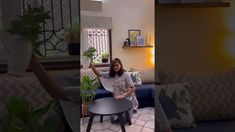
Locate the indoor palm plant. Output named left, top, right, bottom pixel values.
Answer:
left=0, top=97, right=62, bottom=132
left=82, top=47, right=96, bottom=69
left=80, top=75, right=100, bottom=116
left=6, top=5, right=50, bottom=76
left=64, top=23, right=80, bottom=55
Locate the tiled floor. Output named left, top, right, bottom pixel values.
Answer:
left=81, top=107, right=154, bottom=132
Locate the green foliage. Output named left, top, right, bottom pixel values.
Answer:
left=82, top=47, right=96, bottom=60
left=64, top=23, right=80, bottom=43
left=0, top=97, right=62, bottom=132
left=7, top=5, right=51, bottom=57
left=101, top=52, right=109, bottom=59
left=80, top=75, right=100, bottom=105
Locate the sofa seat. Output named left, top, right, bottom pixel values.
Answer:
left=173, top=120, right=235, bottom=132
left=94, top=83, right=155, bottom=108
left=135, top=84, right=155, bottom=108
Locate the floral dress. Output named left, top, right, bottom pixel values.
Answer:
left=101, top=72, right=139, bottom=111
left=111, top=72, right=139, bottom=111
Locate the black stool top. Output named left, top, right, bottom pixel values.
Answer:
left=88, top=97, right=132, bottom=115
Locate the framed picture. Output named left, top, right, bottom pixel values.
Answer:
left=128, top=30, right=141, bottom=46
left=137, top=35, right=145, bottom=46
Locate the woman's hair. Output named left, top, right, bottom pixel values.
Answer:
left=109, top=58, right=125, bottom=77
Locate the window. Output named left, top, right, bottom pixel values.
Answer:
left=80, top=16, right=112, bottom=66
left=82, top=28, right=111, bottom=64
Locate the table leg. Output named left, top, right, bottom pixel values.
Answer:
left=100, top=115, right=103, bottom=122
left=86, top=114, right=94, bottom=132
left=125, top=111, right=132, bottom=125
left=118, top=114, right=126, bottom=132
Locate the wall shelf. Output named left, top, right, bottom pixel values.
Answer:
left=156, top=2, right=230, bottom=7
left=123, top=45, right=153, bottom=48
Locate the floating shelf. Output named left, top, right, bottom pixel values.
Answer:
left=156, top=2, right=230, bottom=7
left=123, top=45, right=153, bottom=48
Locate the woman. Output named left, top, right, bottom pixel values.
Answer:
left=90, top=58, right=172, bottom=131
left=90, top=58, right=139, bottom=122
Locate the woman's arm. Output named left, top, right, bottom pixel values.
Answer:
left=29, top=54, right=68, bottom=100
left=124, top=86, right=135, bottom=97
left=89, top=63, right=102, bottom=77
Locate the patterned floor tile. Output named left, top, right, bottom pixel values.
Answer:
left=141, top=127, right=154, bottom=132
left=81, top=107, right=154, bottom=132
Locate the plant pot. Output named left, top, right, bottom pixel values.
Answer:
left=7, top=36, right=32, bottom=77
left=102, top=58, right=108, bottom=63
left=67, top=42, right=79, bottom=55
left=82, top=104, right=89, bottom=116
left=83, top=57, right=90, bottom=69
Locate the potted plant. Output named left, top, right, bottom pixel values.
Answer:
left=0, top=97, right=62, bottom=132
left=82, top=47, right=96, bottom=69
left=64, top=23, right=80, bottom=55
left=80, top=75, right=100, bottom=116
left=6, top=5, right=50, bottom=76
left=101, top=52, right=109, bottom=63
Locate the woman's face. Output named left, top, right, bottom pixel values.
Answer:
left=112, top=62, right=121, bottom=73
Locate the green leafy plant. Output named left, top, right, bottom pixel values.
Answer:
left=64, top=23, right=80, bottom=43
left=82, top=47, right=96, bottom=60
left=80, top=75, right=100, bottom=105
left=0, top=97, right=62, bottom=132
left=101, top=52, right=109, bottom=59
left=7, top=5, right=51, bottom=57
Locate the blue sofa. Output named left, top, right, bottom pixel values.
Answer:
left=94, top=83, right=155, bottom=108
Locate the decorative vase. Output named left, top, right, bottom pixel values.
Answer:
left=7, top=36, right=32, bottom=77
left=83, top=57, right=91, bottom=69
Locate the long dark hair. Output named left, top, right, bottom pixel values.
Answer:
left=109, top=58, right=125, bottom=77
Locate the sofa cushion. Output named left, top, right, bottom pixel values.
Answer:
left=131, top=68, right=155, bottom=83
left=159, top=69, right=235, bottom=121
left=173, top=120, right=235, bottom=132
left=80, top=69, right=98, bottom=80
left=157, top=83, right=196, bottom=128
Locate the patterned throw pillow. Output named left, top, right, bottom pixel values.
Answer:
left=156, top=83, right=196, bottom=128
left=131, top=68, right=155, bottom=83
left=80, top=68, right=98, bottom=80
left=159, top=69, right=235, bottom=121
left=127, top=71, right=142, bottom=85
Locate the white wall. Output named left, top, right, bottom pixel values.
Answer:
left=81, top=0, right=155, bottom=70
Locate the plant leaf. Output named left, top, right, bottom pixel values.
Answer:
left=8, top=97, right=30, bottom=123
left=30, top=100, right=55, bottom=127
left=40, top=115, right=62, bottom=132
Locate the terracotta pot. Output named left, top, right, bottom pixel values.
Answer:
left=82, top=104, right=89, bottom=116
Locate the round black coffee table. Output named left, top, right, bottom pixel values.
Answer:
left=86, top=97, right=132, bottom=132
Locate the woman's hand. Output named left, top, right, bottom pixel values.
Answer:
left=115, top=94, right=126, bottom=100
